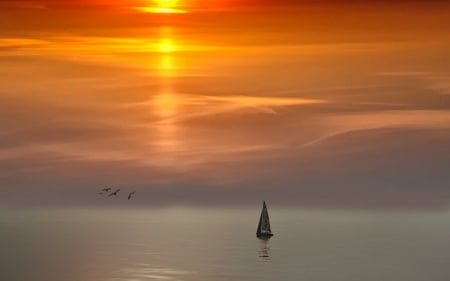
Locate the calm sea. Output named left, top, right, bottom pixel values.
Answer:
left=1, top=207, right=449, bottom=281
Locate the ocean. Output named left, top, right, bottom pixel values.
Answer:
left=1, top=207, right=449, bottom=281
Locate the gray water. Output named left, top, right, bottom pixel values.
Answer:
left=1, top=208, right=449, bottom=281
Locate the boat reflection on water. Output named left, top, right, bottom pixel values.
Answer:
left=258, top=239, right=271, bottom=262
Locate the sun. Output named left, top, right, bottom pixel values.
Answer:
left=136, top=0, right=186, bottom=14
left=157, top=38, right=176, bottom=53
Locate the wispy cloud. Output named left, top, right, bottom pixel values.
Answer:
left=427, top=74, right=450, bottom=95
left=0, top=0, right=46, bottom=9
left=378, top=71, right=450, bottom=95
left=300, top=110, right=450, bottom=148
left=0, top=38, right=49, bottom=48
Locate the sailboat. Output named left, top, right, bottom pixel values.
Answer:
left=256, top=201, right=274, bottom=239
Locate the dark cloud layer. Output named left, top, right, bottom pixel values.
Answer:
left=2, top=128, right=450, bottom=210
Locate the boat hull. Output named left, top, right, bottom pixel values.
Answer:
left=256, top=233, right=274, bottom=239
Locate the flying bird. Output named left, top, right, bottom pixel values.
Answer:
left=128, top=191, right=136, bottom=200
left=102, top=187, right=112, bottom=192
left=108, top=189, right=120, bottom=197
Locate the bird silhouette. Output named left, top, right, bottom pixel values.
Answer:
left=108, top=189, right=120, bottom=197
left=102, top=187, right=112, bottom=192
left=128, top=191, right=136, bottom=200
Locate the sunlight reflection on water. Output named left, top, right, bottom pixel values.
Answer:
left=111, top=264, right=193, bottom=281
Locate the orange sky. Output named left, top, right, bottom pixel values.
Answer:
left=1, top=0, right=450, bottom=208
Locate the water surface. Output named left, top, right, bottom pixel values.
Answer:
left=1, top=208, right=449, bottom=281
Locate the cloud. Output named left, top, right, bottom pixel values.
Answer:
left=301, top=110, right=450, bottom=147
left=1, top=5, right=450, bottom=210
left=378, top=71, right=450, bottom=96
left=0, top=0, right=120, bottom=8
left=0, top=0, right=46, bottom=9
left=2, top=127, right=450, bottom=210
left=427, top=75, right=450, bottom=95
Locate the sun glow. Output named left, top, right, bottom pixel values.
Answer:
left=136, top=0, right=186, bottom=14
left=158, top=38, right=176, bottom=53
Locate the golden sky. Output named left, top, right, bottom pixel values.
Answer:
left=1, top=0, right=450, bottom=208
